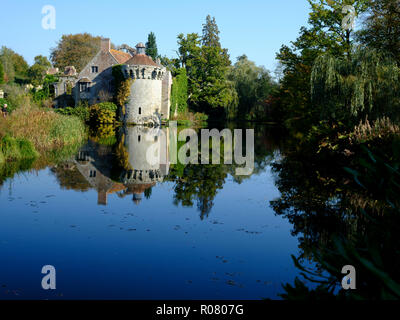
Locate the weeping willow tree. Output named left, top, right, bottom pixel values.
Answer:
left=311, top=47, right=400, bottom=126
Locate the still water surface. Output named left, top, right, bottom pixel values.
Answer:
left=0, top=125, right=309, bottom=299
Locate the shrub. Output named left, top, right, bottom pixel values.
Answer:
left=56, top=105, right=90, bottom=122
left=89, top=102, right=118, bottom=124
left=194, top=112, right=208, bottom=122
left=0, top=83, right=31, bottom=113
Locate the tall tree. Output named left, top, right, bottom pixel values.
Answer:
left=50, top=33, right=102, bottom=73
left=177, top=33, right=201, bottom=73
left=179, top=16, right=237, bottom=113
left=202, top=15, right=221, bottom=47
left=357, top=0, right=400, bottom=63
left=273, top=0, right=370, bottom=131
left=145, top=32, right=159, bottom=61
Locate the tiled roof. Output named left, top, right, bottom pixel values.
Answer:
left=125, top=54, right=158, bottom=67
left=110, top=49, right=132, bottom=64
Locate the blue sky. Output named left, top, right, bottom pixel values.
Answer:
left=0, top=0, right=310, bottom=72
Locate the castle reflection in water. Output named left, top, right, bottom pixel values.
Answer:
left=70, top=126, right=170, bottom=206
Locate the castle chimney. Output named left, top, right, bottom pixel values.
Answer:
left=101, top=38, right=111, bottom=52
left=136, top=42, right=146, bottom=55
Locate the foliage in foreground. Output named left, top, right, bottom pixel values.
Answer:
left=2, top=104, right=86, bottom=152
left=0, top=134, right=38, bottom=164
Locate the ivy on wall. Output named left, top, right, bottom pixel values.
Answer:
left=170, top=68, right=188, bottom=117
left=112, top=64, right=133, bottom=118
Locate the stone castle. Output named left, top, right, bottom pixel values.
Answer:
left=53, top=38, right=172, bottom=125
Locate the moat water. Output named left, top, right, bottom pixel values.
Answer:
left=0, top=124, right=316, bottom=299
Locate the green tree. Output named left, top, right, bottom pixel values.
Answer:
left=50, top=33, right=102, bottom=73
left=0, top=46, right=29, bottom=83
left=273, top=0, right=370, bottom=131
left=202, top=15, right=221, bottom=48
left=228, top=55, right=276, bottom=120
left=311, top=47, right=400, bottom=125
left=28, top=55, right=52, bottom=86
left=177, top=16, right=238, bottom=114
left=145, top=32, right=159, bottom=61
left=177, top=33, right=202, bottom=75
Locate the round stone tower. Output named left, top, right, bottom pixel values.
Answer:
left=122, top=43, right=166, bottom=125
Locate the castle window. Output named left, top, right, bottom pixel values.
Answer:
left=154, top=136, right=158, bottom=142
left=91, top=66, right=98, bottom=73
left=138, top=107, right=142, bottom=115
left=129, top=70, right=134, bottom=78
left=138, top=135, right=141, bottom=142
left=90, top=170, right=97, bottom=178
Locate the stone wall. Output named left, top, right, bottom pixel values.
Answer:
left=76, top=50, right=117, bottom=105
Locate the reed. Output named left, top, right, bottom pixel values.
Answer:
left=3, top=104, right=86, bottom=152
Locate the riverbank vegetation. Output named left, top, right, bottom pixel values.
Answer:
left=267, top=0, right=400, bottom=299
left=0, top=90, right=85, bottom=164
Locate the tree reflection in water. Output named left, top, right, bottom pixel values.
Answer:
left=272, top=136, right=400, bottom=299
left=45, top=124, right=282, bottom=219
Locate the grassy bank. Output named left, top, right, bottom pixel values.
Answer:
left=0, top=135, right=38, bottom=165
left=169, top=111, right=208, bottom=127
left=0, top=104, right=86, bottom=163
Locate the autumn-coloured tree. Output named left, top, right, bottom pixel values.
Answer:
left=50, top=33, right=102, bottom=73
